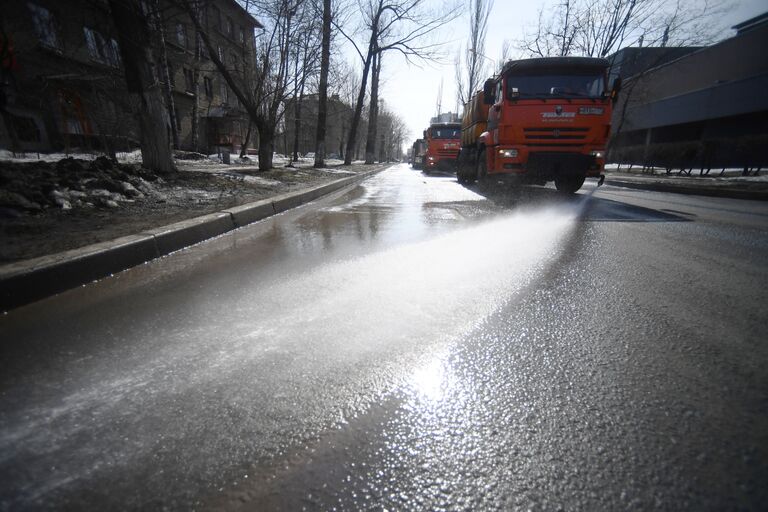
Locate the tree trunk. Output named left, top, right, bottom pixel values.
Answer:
left=152, top=0, right=179, bottom=150
left=136, top=87, right=175, bottom=172
left=364, top=51, right=381, bottom=164
left=257, top=123, right=274, bottom=170
left=344, top=54, right=372, bottom=165
left=344, top=7, right=381, bottom=165
left=190, top=68, right=200, bottom=151
left=240, top=121, right=252, bottom=158
left=314, top=0, right=332, bottom=168
left=292, top=80, right=305, bottom=163
left=109, top=0, right=174, bottom=173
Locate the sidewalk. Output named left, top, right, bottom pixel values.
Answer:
left=604, top=169, right=768, bottom=200
left=1, top=162, right=388, bottom=312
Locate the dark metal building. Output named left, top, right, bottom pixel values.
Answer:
left=608, top=12, right=768, bottom=171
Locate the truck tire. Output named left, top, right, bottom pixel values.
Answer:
left=456, top=149, right=473, bottom=184
left=554, top=173, right=586, bottom=194
left=476, top=148, right=487, bottom=183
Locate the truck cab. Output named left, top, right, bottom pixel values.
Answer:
left=424, top=123, right=461, bottom=171
left=461, top=57, right=618, bottom=193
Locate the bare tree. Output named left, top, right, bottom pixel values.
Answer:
left=376, top=102, right=407, bottom=161
left=364, top=50, right=381, bottom=164
left=454, top=0, right=493, bottom=108
left=313, top=0, right=332, bottom=168
left=328, top=60, right=360, bottom=158
left=518, top=0, right=725, bottom=59
left=180, top=0, right=307, bottom=170
left=289, top=4, right=322, bottom=164
left=148, top=0, right=180, bottom=149
left=109, top=0, right=175, bottom=173
left=337, top=0, right=460, bottom=165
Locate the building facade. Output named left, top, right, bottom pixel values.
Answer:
left=0, top=0, right=261, bottom=156
left=279, top=94, right=357, bottom=159
left=162, top=0, right=261, bottom=153
left=608, top=13, right=768, bottom=171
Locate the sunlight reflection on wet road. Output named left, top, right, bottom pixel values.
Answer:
left=0, top=165, right=591, bottom=509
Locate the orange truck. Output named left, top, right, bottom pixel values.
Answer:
left=457, top=56, right=620, bottom=193
left=423, top=122, right=461, bottom=171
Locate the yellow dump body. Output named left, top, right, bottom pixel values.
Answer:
left=461, top=91, right=490, bottom=148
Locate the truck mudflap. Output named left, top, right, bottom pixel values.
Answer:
left=597, top=174, right=605, bottom=186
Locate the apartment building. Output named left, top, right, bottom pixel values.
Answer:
left=279, top=94, right=355, bottom=159
left=0, top=0, right=261, bottom=155
left=161, top=0, right=261, bottom=152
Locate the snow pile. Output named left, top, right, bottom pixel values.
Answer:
left=0, top=156, right=164, bottom=214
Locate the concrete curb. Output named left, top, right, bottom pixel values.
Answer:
left=605, top=178, right=768, bottom=201
left=0, top=167, right=384, bottom=312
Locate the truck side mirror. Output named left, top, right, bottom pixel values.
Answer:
left=423, top=130, right=427, bottom=138
left=483, top=79, right=495, bottom=104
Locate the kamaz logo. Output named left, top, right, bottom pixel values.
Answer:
left=542, top=109, right=575, bottom=119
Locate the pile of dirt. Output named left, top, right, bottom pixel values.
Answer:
left=0, top=156, right=363, bottom=264
left=0, top=156, right=162, bottom=215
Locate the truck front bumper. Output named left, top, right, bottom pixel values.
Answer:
left=489, top=146, right=604, bottom=178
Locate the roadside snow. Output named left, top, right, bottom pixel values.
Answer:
left=604, top=164, right=765, bottom=182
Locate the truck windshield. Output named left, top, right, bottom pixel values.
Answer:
left=506, top=73, right=606, bottom=99
left=431, top=128, right=460, bottom=139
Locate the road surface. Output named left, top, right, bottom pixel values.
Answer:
left=2, top=164, right=767, bottom=510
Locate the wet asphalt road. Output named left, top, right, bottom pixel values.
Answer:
left=1, top=164, right=767, bottom=510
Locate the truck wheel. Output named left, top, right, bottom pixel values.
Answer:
left=476, top=149, right=487, bottom=183
left=554, top=174, right=586, bottom=194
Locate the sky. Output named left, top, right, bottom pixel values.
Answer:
left=367, top=0, right=767, bottom=146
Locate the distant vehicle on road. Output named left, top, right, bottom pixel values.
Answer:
left=424, top=122, right=461, bottom=172
left=411, top=139, right=427, bottom=170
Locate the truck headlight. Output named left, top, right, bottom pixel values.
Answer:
left=590, top=150, right=605, bottom=159
left=427, top=155, right=436, bottom=161
left=498, top=149, right=518, bottom=158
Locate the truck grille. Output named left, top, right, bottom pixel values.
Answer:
left=437, top=149, right=459, bottom=158
left=524, top=127, right=589, bottom=141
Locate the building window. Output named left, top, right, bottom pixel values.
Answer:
left=84, top=27, right=120, bottom=67
left=28, top=3, right=60, bottom=49
left=230, top=52, right=238, bottom=72
left=217, top=45, right=224, bottom=63
left=176, top=22, right=187, bottom=48
left=183, top=68, right=194, bottom=93
left=220, top=80, right=228, bottom=104
left=203, top=76, right=213, bottom=99
left=196, top=33, right=208, bottom=60
left=226, top=16, right=234, bottom=38
left=239, top=26, right=246, bottom=45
